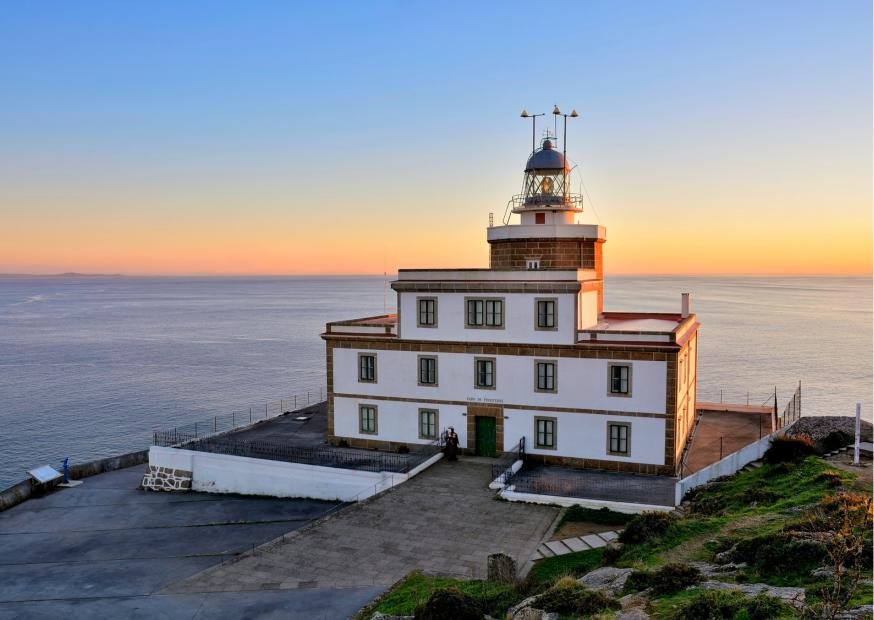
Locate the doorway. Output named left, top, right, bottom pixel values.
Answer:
left=475, top=416, right=497, bottom=457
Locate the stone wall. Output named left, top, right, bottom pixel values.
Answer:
left=141, top=465, right=192, bottom=492
left=488, top=238, right=603, bottom=271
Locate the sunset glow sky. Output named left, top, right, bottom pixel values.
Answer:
left=1, top=1, right=871, bottom=276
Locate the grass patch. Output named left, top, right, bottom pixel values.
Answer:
left=649, top=588, right=798, bottom=619
left=527, top=548, right=605, bottom=587
left=611, top=457, right=854, bottom=569
left=363, top=571, right=523, bottom=618
left=558, top=505, right=634, bottom=528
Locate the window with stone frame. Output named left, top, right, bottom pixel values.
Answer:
left=608, top=422, right=630, bottom=455
left=536, top=298, right=557, bottom=329
left=418, top=356, right=438, bottom=386
left=419, top=409, right=438, bottom=439
left=608, top=364, right=631, bottom=396
left=535, top=361, right=557, bottom=392
left=474, top=357, right=495, bottom=389
left=466, top=298, right=503, bottom=328
left=358, top=353, right=376, bottom=383
left=359, top=405, right=377, bottom=434
left=417, top=297, right=437, bottom=327
left=535, top=417, right=556, bottom=449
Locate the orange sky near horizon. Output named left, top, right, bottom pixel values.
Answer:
left=1, top=3, right=871, bottom=277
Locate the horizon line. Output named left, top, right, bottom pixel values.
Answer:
left=1, top=271, right=871, bottom=279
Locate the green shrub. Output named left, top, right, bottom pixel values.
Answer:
left=532, top=576, right=620, bottom=616
left=764, top=435, right=816, bottom=464
left=725, top=532, right=825, bottom=575
left=414, top=587, right=482, bottom=620
left=675, top=589, right=795, bottom=620
left=560, top=505, right=633, bottom=527
left=818, top=430, right=853, bottom=453
left=814, top=470, right=844, bottom=488
left=618, top=511, right=676, bottom=545
left=626, top=563, right=702, bottom=595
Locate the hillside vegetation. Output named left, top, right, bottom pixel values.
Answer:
left=361, top=448, right=872, bottom=619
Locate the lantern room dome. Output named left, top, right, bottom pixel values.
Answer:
left=525, top=139, right=570, bottom=172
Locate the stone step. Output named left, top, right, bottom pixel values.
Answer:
left=532, top=530, right=622, bottom=562
left=544, top=540, right=573, bottom=556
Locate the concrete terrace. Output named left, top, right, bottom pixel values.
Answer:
left=0, top=466, right=380, bottom=619
left=683, top=405, right=775, bottom=475
left=168, top=459, right=558, bottom=593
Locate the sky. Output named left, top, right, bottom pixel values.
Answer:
left=1, top=1, right=871, bottom=276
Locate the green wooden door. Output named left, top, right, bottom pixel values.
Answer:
left=475, top=416, right=497, bottom=457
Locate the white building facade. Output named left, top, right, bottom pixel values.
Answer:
left=323, top=136, right=699, bottom=476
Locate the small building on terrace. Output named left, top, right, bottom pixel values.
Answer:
left=322, top=127, right=699, bottom=477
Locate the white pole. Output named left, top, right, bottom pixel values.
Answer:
left=853, top=403, right=861, bottom=465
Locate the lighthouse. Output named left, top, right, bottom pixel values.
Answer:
left=321, top=110, right=700, bottom=478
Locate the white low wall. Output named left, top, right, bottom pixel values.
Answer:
left=500, top=488, right=674, bottom=514
left=674, top=421, right=798, bottom=505
left=489, top=459, right=523, bottom=490
left=147, top=446, right=442, bottom=502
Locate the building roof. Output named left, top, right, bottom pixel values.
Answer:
left=525, top=139, right=570, bottom=172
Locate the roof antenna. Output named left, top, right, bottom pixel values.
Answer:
left=553, top=105, right=580, bottom=198
left=520, top=108, right=544, bottom=153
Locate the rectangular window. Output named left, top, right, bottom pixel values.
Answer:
left=536, top=299, right=557, bottom=329
left=359, top=405, right=377, bottom=434
left=535, top=361, right=556, bottom=392
left=418, top=356, right=438, bottom=386
left=474, top=357, right=495, bottom=389
left=358, top=353, right=376, bottom=383
left=609, top=364, right=631, bottom=396
left=485, top=299, right=503, bottom=326
left=466, top=299, right=484, bottom=326
left=466, top=298, right=503, bottom=328
left=608, top=423, right=630, bottom=455
left=419, top=409, right=438, bottom=439
left=535, top=417, right=556, bottom=449
left=417, top=297, right=437, bottom=327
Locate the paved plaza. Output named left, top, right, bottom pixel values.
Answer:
left=0, top=466, right=378, bottom=619
left=169, top=458, right=559, bottom=593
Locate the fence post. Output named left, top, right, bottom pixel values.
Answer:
left=195, top=421, right=198, bottom=438
left=294, top=395, right=297, bottom=410
left=307, top=391, right=311, bottom=405
left=854, top=403, right=862, bottom=465
left=280, top=399, right=283, bottom=414
left=720, top=389, right=723, bottom=404
left=265, top=403, right=268, bottom=419
left=320, top=388, right=323, bottom=401
left=719, top=436, right=723, bottom=460
left=214, top=416, right=217, bottom=432
left=249, top=407, right=252, bottom=424
left=232, top=412, right=235, bottom=428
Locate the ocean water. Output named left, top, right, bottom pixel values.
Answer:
left=0, top=275, right=870, bottom=489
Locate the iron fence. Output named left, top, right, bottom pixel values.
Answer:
left=153, top=385, right=327, bottom=447
left=180, top=436, right=439, bottom=474
left=779, top=381, right=802, bottom=429
left=491, top=437, right=525, bottom=485
left=508, top=464, right=676, bottom=507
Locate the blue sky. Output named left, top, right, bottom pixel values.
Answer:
left=1, top=1, right=871, bottom=274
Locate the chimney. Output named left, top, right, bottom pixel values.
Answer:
left=681, top=292, right=691, bottom=318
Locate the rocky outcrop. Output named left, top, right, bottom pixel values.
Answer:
left=697, top=580, right=805, bottom=609
left=576, top=566, right=633, bottom=595
left=506, top=596, right=558, bottom=620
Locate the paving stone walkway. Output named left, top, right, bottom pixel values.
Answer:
left=532, top=530, right=621, bottom=561
left=168, top=458, right=559, bottom=593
